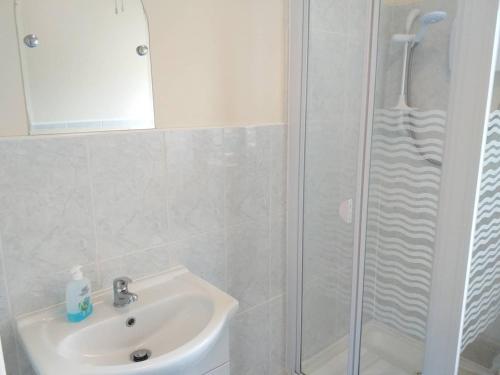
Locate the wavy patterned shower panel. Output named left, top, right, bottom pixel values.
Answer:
left=462, top=111, right=500, bottom=350
left=364, top=108, right=446, bottom=341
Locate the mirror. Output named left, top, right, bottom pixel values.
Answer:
left=15, top=0, right=155, bottom=134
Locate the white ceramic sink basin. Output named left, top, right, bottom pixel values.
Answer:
left=17, top=266, right=238, bottom=375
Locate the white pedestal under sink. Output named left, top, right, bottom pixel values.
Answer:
left=16, top=266, right=238, bottom=375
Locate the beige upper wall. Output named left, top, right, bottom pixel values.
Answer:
left=145, top=0, right=287, bottom=128
left=0, top=0, right=287, bottom=136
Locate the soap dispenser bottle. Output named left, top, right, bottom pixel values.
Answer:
left=66, top=265, right=93, bottom=323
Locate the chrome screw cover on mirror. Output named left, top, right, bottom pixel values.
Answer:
left=136, top=45, right=149, bottom=56
left=23, top=34, right=39, bottom=48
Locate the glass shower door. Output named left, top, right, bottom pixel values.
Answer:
left=299, top=0, right=368, bottom=373
left=459, top=33, right=500, bottom=375
left=357, top=0, right=500, bottom=374
left=295, top=0, right=500, bottom=374
left=359, top=1, right=455, bottom=373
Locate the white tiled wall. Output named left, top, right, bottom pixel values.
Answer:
left=0, top=124, right=287, bottom=375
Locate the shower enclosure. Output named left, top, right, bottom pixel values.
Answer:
left=288, top=0, right=500, bottom=374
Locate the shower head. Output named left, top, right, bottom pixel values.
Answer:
left=421, top=11, right=448, bottom=24
left=414, top=11, right=447, bottom=43
left=392, top=9, right=447, bottom=44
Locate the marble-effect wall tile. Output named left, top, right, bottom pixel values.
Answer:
left=230, top=303, right=270, bottom=375
left=0, top=124, right=287, bottom=375
left=0, top=138, right=96, bottom=315
left=224, top=127, right=271, bottom=225
left=89, top=132, right=168, bottom=259
left=0, top=246, right=11, bottom=323
left=98, top=245, right=171, bottom=290
left=1, top=322, right=19, bottom=375
left=16, top=338, right=35, bottom=375
left=165, top=129, right=225, bottom=241
left=270, top=125, right=287, bottom=220
left=169, top=230, right=226, bottom=291
left=9, top=263, right=98, bottom=316
left=226, top=220, right=270, bottom=312
left=270, top=296, right=287, bottom=375
left=270, top=217, right=286, bottom=299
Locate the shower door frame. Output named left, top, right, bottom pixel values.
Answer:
left=286, top=0, right=379, bottom=373
left=287, top=0, right=500, bottom=375
left=286, top=0, right=308, bottom=371
left=422, top=0, right=500, bottom=373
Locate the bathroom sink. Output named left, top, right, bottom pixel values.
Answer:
left=17, top=266, right=238, bottom=375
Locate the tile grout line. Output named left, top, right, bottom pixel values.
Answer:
left=268, top=126, right=274, bottom=303
left=267, top=126, right=274, bottom=374
left=161, top=130, right=173, bottom=267
left=98, top=227, right=226, bottom=267
left=85, top=137, right=102, bottom=289
left=222, top=128, right=232, bottom=367
left=236, top=293, right=286, bottom=317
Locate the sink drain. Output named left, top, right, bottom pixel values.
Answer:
left=126, top=317, right=136, bottom=327
left=130, top=349, right=152, bottom=362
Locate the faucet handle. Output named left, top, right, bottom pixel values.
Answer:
left=113, top=276, right=132, bottom=289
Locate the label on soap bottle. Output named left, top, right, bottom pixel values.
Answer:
left=67, top=280, right=93, bottom=323
left=67, top=295, right=93, bottom=322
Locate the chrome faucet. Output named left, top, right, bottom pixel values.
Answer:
left=113, top=277, right=138, bottom=307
